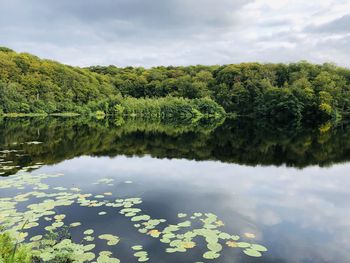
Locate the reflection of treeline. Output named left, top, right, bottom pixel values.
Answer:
left=1, top=118, right=350, bottom=176
left=208, top=119, right=350, bottom=167
left=2, top=47, right=350, bottom=123
left=0, top=116, right=223, bottom=175
left=113, top=116, right=225, bottom=136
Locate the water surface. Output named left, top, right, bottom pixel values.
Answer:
left=1, top=117, right=350, bottom=262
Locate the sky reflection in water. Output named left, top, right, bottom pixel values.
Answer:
left=35, top=155, right=350, bottom=263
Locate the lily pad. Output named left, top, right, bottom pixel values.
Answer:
left=84, top=229, right=94, bottom=235
left=243, top=248, right=262, bottom=257
left=99, top=234, right=120, bottom=246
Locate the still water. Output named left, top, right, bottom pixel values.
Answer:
left=1, top=117, right=350, bottom=262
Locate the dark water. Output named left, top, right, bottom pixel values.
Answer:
left=1, top=117, right=350, bottom=263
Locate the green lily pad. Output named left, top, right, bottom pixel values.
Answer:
left=177, top=213, right=187, bottom=218
left=203, top=251, right=220, bottom=259
left=29, top=235, right=42, bottom=242
left=84, top=229, right=94, bottom=235
left=132, top=245, right=143, bottom=251
left=237, top=242, right=251, bottom=248
left=70, top=222, right=81, bottom=227
left=131, top=215, right=151, bottom=222
left=99, top=234, right=120, bottom=246
left=243, top=248, right=262, bottom=257
left=251, top=244, right=267, bottom=252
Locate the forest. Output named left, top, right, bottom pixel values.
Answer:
left=1, top=47, right=350, bottom=123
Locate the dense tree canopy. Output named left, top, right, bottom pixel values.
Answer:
left=0, top=48, right=117, bottom=114
left=89, top=62, right=350, bottom=123
left=1, top=48, right=350, bottom=123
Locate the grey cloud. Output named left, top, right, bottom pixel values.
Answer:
left=258, top=18, right=294, bottom=28
left=48, top=0, right=246, bottom=28
left=0, top=0, right=254, bottom=66
left=0, top=0, right=259, bottom=69
left=0, top=0, right=349, bottom=67
left=306, top=14, right=350, bottom=34
left=256, top=30, right=302, bottom=43
left=0, top=0, right=249, bottom=42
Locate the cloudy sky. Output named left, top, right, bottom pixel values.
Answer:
left=1, top=0, right=350, bottom=67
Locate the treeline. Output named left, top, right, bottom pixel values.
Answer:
left=2, top=47, right=350, bottom=122
left=0, top=47, right=224, bottom=119
left=89, top=62, right=350, bottom=123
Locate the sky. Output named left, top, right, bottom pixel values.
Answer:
left=1, top=0, right=350, bottom=67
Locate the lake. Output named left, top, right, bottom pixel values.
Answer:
left=1, top=117, right=350, bottom=263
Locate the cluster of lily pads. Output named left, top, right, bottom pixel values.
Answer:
left=0, top=172, right=268, bottom=262
left=132, top=246, right=149, bottom=262
left=119, top=208, right=267, bottom=259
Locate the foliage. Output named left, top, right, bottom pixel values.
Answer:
left=119, top=97, right=225, bottom=121
left=0, top=49, right=117, bottom=115
left=89, top=62, right=350, bottom=123
left=33, top=239, right=89, bottom=263
left=0, top=228, right=92, bottom=263
left=2, top=48, right=350, bottom=123
left=113, top=104, right=124, bottom=115
left=0, top=232, right=32, bottom=263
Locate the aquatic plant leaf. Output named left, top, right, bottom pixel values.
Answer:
left=84, top=244, right=96, bottom=251
left=70, top=222, right=81, bottom=227
left=203, top=251, right=220, bottom=259
left=100, top=251, right=113, bottom=257
left=207, top=242, right=222, bottom=252
left=98, top=234, right=120, bottom=246
left=147, top=229, right=161, bottom=238
left=134, top=251, right=147, bottom=257
left=52, top=221, right=64, bottom=228
left=177, top=213, right=187, bottom=218
left=84, top=229, right=94, bottom=235
left=243, top=248, right=262, bottom=257
left=178, top=221, right=191, bottom=227
left=218, top=233, right=231, bottom=239
left=131, top=215, right=151, bottom=222
left=81, top=252, right=95, bottom=261
left=237, top=242, right=251, bottom=248
left=134, top=250, right=149, bottom=262
left=96, top=255, right=120, bottom=263
left=182, top=242, right=196, bottom=249
left=251, top=244, right=267, bottom=252
left=30, top=235, right=42, bottom=242
left=84, top=236, right=95, bottom=242
left=132, top=245, right=143, bottom=251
